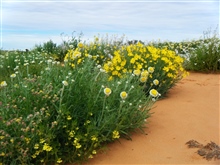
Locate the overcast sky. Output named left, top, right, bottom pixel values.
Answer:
left=1, top=0, right=219, bottom=50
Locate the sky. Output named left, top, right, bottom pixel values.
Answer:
left=0, top=0, right=219, bottom=50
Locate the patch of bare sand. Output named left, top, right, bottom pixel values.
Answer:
left=82, top=72, right=220, bottom=165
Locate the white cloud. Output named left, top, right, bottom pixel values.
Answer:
left=1, top=0, right=219, bottom=50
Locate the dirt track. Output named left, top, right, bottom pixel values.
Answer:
left=81, top=72, right=220, bottom=165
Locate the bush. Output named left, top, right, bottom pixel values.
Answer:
left=184, top=36, right=220, bottom=72
left=64, top=37, right=188, bottom=97
left=0, top=55, right=155, bottom=164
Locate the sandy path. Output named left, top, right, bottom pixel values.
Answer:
left=82, top=72, right=219, bottom=165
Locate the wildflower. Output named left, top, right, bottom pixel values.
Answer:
left=75, top=143, right=81, bottom=149
left=112, top=130, right=120, bottom=139
left=92, top=150, right=97, bottom=154
left=57, top=158, right=62, bottom=163
left=140, top=76, right=147, bottom=83
left=133, top=69, right=141, bottom=76
left=40, top=138, right=45, bottom=144
left=91, top=135, right=98, bottom=141
left=88, top=155, right=94, bottom=159
left=34, top=144, right=39, bottom=149
left=10, top=73, right=16, bottom=78
left=62, top=80, right=68, bottom=86
left=148, top=67, right=154, bottom=73
left=153, top=79, right=159, bottom=85
left=32, top=154, right=36, bottom=158
left=67, top=115, right=72, bottom=120
left=43, top=143, right=52, bottom=152
left=149, top=89, right=159, bottom=97
left=120, top=91, right=128, bottom=99
left=104, top=87, right=112, bottom=96
left=45, top=67, right=50, bottom=71
left=47, top=59, right=52, bottom=63
left=0, top=81, right=7, bottom=87
left=141, top=70, right=149, bottom=77
left=78, top=42, right=84, bottom=48
left=0, top=152, right=5, bottom=156
left=69, top=44, right=74, bottom=49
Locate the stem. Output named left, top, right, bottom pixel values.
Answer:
left=27, top=65, right=29, bottom=78
left=98, top=96, right=106, bottom=126
left=59, top=86, right=65, bottom=109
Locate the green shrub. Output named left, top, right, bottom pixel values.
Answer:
left=184, top=36, right=220, bottom=72
left=0, top=55, right=155, bottom=164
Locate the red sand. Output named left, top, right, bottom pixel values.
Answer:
left=81, top=72, right=219, bottom=165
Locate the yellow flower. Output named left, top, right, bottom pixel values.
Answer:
left=57, top=158, right=62, bottom=163
left=34, top=143, right=39, bottom=149
left=92, top=150, right=97, bottom=154
left=153, top=79, right=159, bottom=85
left=43, top=143, right=52, bottom=152
left=67, top=115, right=72, bottom=120
left=104, top=87, right=112, bottom=96
left=120, top=91, right=128, bottom=99
left=32, top=154, right=36, bottom=158
left=40, top=138, right=45, bottom=144
left=149, top=89, right=159, bottom=97
left=91, top=135, right=98, bottom=141
left=75, top=143, right=81, bottom=149
left=88, top=155, right=94, bottom=159
left=141, top=70, right=149, bottom=77
left=112, top=130, right=120, bottom=139
left=0, top=152, right=5, bottom=156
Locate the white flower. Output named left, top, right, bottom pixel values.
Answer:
left=104, top=87, right=111, bottom=96
left=148, top=67, right=154, bottom=73
left=0, top=81, right=7, bottom=87
left=45, top=67, right=50, bottom=71
left=69, top=45, right=74, bottom=49
left=120, top=91, right=128, bottom=99
left=149, top=89, right=159, bottom=97
left=62, top=80, right=68, bottom=86
left=133, top=70, right=141, bottom=76
left=140, top=76, right=147, bottom=83
left=153, top=79, right=159, bottom=86
left=10, top=73, right=16, bottom=78
left=100, top=69, right=106, bottom=73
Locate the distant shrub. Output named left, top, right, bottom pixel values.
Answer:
left=184, top=36, right=220, bottom=72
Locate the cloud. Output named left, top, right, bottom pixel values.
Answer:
left=1, top=0, right=219, bottom=50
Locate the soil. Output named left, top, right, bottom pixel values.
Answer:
left=81, top=72, right=219, bottom=165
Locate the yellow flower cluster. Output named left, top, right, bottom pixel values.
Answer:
left=112, top=130, right=120, bottom=139
left=103, top=50, right=127, bottom=80
left=64, top=38, right=188, bottom=96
